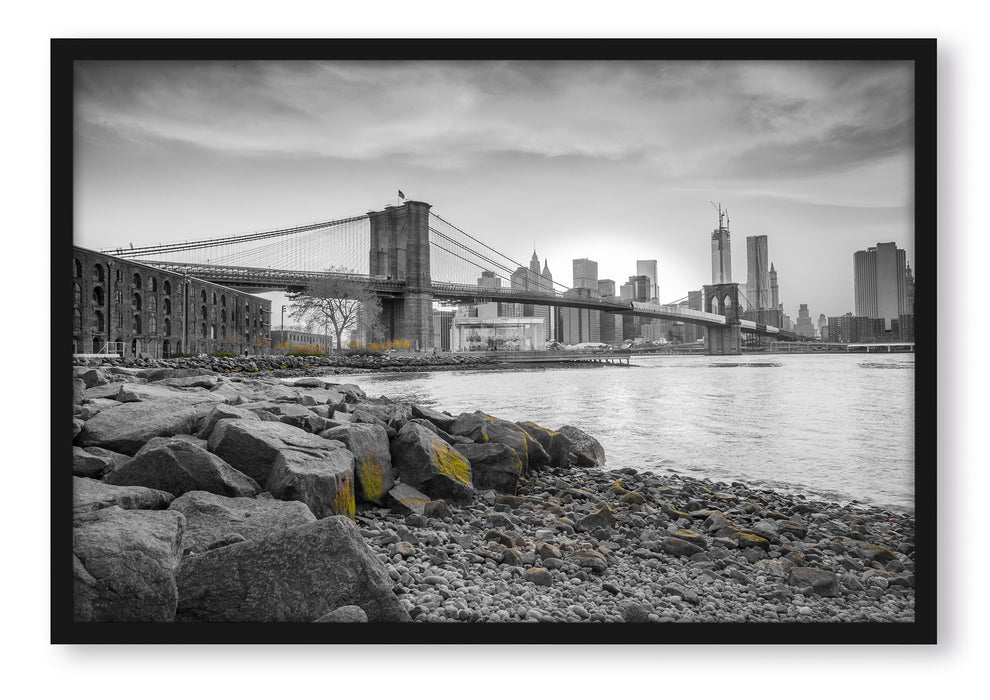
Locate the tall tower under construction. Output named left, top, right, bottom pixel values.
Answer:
left=711, top=203, right=732, bottom=284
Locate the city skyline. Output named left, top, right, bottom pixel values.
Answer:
left=74, top=60, right=914, bottom=318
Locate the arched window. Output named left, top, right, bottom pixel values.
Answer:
left=163, top=298, right=171, bottom=315
left=220, top=309, right=226, bottom=323
left=151, top=277, right=158, bottom=292
left=73, top=308, right=82, bottom=332
left=201, top=323, right=207, bottom=337
left=94, top=310, right=105, bottom=332
left=92, top=264, right=104, bottom=282
left=92, top=337, right=103, bottom=354
left=73, top=283, right=81, bottom=306
left=220, top=294, right=226, bottom=307
left=163, top=280, right=171, bottom=295
left=164, top=318, right=172, bottom=336
left=201, top=305, right=207, bottom=320
left=115, top=269, right=122, bottom=282
left=212, top=292, right=217, bottom=306
left=201, top=289, right=207, bottom=303
left=149, top=316, right=157, bottom=334
left=148, top=296, right=157, bottom=314
left=210, top=324, right=216, bottom=339
left=73, top=259, right=82, bottom=278
left=133, top=292, right=142, bottom=311
left=133, top=314, right=142, bottom=333
left=210, top=308, right=217, bottom=322
left=133, top=273, right=142, bottom=289
left=115, top=288, right=122, bottom=305
left=246, top=332, right=251, bottom=343
left=116, top=312, right=123, bottom=329
left=92, top=286, right=104, bottom=306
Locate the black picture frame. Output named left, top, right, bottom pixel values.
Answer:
left=52, top=38, right=936, bottom=644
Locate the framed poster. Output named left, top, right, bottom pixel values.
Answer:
left=54, top=38, right=935, bottom=644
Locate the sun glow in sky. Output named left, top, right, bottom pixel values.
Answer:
left=74, top=59, right=914, bottom=319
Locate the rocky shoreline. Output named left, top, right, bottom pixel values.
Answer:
left=70, top=363, right=915, bottom=624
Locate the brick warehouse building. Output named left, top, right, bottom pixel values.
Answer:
left=72, top=246, right=272, bottom=358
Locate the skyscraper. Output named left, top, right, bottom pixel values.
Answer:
left=794, top=304, right=815, bottom=338
left=710, top=205, right=732, bottom=284
left=573, top=258, right=599, bottom=291
left=746, top=235, right=771, bottom=311
left=513, top=250, right=554, bottom=341
left=636, top=259, right=659, bottom=301
left=854, top=242, right=908, bottom=330
left=769, top=263, right=779, bottom=310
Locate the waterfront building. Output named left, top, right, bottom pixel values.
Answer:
left=905, top=263, right=915, bottom=315
left=598, top=279, right=616, bottom=298
left=433, top=309, right=454, bottom=351
left=745, top=235, right=771, bottom=311
left=818, top=313, right=828, bottom=340
left=450, top=314, right=545, bottom=352
left=711, top=205, right=732, bottom=284
left=827, top=313, right=886, bottom=343
left=271, top=329, right=330, bottom=353
left=599, top=312, right=623, bottom=345
left=794, top=304, right=815, bottom=338
left=73, top=246, right=271, bottom=358
left=854, top=242, right=909, bottom=330
left=636, top=259, right=659, bottom=301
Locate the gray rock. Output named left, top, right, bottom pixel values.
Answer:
left=423, top=499, right=453, bottom=520
left=78, top=397, right=210, bottom=455
left=556, top=425, right=606, bottom=467
left=73, top=378, right=86, bottom=406
left=448, top=412, right=492, bottom=443
left=320, top=423, right=394, bottom=505
left=106, top=438, right=261, bottom=498
left=411, top=404, right=456, bottom=432
left=265, top=446, right=356, bottom=519
left=195, top=404, right=260, bottom=439
left=208, top=418, right=339, bottom=485
left=515, top=421, right=572, bottom=469
left=387, top=483, right=431, bottom=516
left=456, top=442, right=522, bottom=493
left=315, top=605, right=369, bottom=623
left=576, top=505, right=617, bottom=532
left=73, top=506, right=185, bottom=622
left=390, top=422, right=474, bottom=505
left=167, top=490, right=316, bottom=553
left=661, top=536, right=704, bottom=558
left=176, top=516, right=410, bottom=622
left=73, top=476, right=175, bottom=513
left=73, top=446, right=115, bottom=478
left=523, top=567, right=553, bottom=586
left=788, top=567, right=841, bottom=597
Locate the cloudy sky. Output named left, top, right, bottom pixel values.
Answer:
left=74, top=60, right=914, bottom=319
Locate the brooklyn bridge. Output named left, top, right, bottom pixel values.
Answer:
left=104, top=200, right=798, bottom=355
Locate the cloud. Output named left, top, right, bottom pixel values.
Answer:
left=74, top=60, right=914, bottom=183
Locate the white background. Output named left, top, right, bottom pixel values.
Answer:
left=5, top=1, right=980, bottom=696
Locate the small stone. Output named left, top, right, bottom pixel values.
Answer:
left=523, top=568, right=553, bottom=587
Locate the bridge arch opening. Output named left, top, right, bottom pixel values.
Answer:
left=709, top=295, right=720, bottom=314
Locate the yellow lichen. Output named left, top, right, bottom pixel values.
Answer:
left=358, top=455, right=386, bottom=502
left=432, top=440, right=471, bottom=485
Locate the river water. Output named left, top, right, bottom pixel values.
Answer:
left=322, top=353, right=915, bottom=513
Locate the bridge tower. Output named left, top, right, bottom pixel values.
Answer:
left=702, top=282, right=742, bottom=355
left=368, top=200, right=433, bottom=350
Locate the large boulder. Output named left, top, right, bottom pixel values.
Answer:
left=390, top=422, right=474, bottom=505
left=411, top=404, right=456, bottom=432
left=73, top=506, right=185, bottom=622
left=114, top=382, right=214, bottom=403
left=207, top=419, right=340, bottom=485
left=557, top=425, right=606, bottom=467
left=138, top=367, right=218, bottom=382
left=265, top=447, right=356, bottom=519
left=167, top=490, right=316, bottom=554
left=176, top=516, right=409, bottom=622
left=486, top=419, right=549, bottom=473
left=73, top=446, right=115, bottom=478
left=320, top=424, right=394, bottom=505
left=105, top=437, right=261, bottom=498
left=73, top=476, right=175, bottom=513
left=448, top=411, right=492, bottom=443
left=455, top=442, right=522, bottom=494
left=195, top=404, right=260, bottom=439
left=77, top=397, right=211, bottom=455
left=387, top=483, right=431, bottom=516
left=73, top=378, right=85, bottom=406
left=516, top=421, right=572, bottom=469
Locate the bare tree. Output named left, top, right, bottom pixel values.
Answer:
left=287, top=270, right=382, bottom=352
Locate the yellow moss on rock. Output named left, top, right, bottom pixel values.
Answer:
left=432, top=440, right=471, bottom=485
left=358, top=455, right=386, bottom=502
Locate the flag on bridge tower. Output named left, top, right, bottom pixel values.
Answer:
left=398, top=190, right=405, bottom=200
